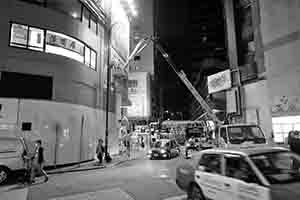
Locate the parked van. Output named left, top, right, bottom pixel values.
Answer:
left=0, top=136, right=27, bottom=184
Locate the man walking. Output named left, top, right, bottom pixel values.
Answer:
left=96, top=139, right=105, bottom=165
left=30, top=140, right=48, bottom=183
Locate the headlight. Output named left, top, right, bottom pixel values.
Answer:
left=160, top=149, right=166, bottom=154
left=148, top=150, right=152, bottom=154
left=186, top=143, right=190, bottom=147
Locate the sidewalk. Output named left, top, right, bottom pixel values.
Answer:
left=47, top=149, right=147, bottom=174
left=0, top=185, right=28, bottom=200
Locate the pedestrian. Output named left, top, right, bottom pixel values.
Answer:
left=125, top=132, right=131, bottom=158
left=141, top=137, right=145, bottom=149
left=96, top=138, right=105, bottom=165
left=30, top=140, right=48, bottom=183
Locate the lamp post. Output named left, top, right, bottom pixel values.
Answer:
left=104, top=22, right=112, bottom=162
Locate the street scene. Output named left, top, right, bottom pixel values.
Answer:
left=1, top=0, right=300, bottom=200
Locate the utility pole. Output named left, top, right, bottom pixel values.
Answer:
left=104, top=19, right=112, bottom=163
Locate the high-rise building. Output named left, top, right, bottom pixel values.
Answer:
left=127, top=0, right=154, bottom=123
left=153, top=0, right=227, bottom=120
left=153, top=0, right=273, bottom=139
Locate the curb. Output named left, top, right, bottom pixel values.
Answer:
left=47, top=157, right=140, bottom=174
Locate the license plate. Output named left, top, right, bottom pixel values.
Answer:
left=154, top=153, right=158, bottom=157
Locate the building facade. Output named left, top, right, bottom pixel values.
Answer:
left=127, top=0, right=154, bottom=123
left=127, top=72, right=151, bottom=124
left=258, top=0, right=300, bottom=142
left=0, top=0, right=130, bottom=165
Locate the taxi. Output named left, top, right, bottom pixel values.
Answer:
left=176, top=146, right=300, bottom=200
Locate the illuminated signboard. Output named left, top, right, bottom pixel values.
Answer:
left=46, top=30, right=85, bottom=63
left=10, top=23, right=96, bottom=70
left=207, top=69, right=232, bottom=94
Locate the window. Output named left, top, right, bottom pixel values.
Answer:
left=90, top=14, right=98, bottom=34
left=199, top=154, right=221, bottom=174
left=82, top=6, right=90, bottom=26
left=225, top=154, right=261, bottom=184
left=84, top=46, right=91, bottom=66
left=90, top=50, right=97, bottom=70
left=10, top=23, right=28, bottom=48
left=81, top=5, right=98, bottom=35
left=47, top=0, right=81, bottom=20
left=228, top=126, right=266, bottom=144
left=28, top=27, right=44, bottom=51
left=251, top=151, right=300, bottom=184
left=220, top=128, right=228, bottom=142
left=10, top=23, right=97, bottom=70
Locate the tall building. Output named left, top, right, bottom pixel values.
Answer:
left=153, top=0, right=273, bottom=139
left=153, top=0, right=227, bottom=120
left=127, top=0, right=154, bottom=123
left=0, top=0, right=131, bottom=164
left=258, top=0, right=300, bottom=142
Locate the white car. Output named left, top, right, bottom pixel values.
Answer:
left=176, top=146, right=300, bottom=200
left=0, top=137, right=27, bottom=184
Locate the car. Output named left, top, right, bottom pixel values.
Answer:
left=185, top=138, right=201, bottom=159
left=176, top=146, right=300, bottom=200
left=288, top=130, right=300, bottom=154
left=0, top=136, right=27, bottom=184
left=148, top=139, right=180, bottom=159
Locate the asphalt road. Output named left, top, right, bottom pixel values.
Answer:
left=27, top=155, right=190, bottom=200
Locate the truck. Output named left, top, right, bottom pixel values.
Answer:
left=124, top=36, right=268, bottom=149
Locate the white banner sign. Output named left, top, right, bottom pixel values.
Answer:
left=207, top=69, right=231, bottom=94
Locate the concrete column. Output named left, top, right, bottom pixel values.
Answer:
left=251, top=0, right=266, bottom=75
left=223, top=0, right=244, bottom=122
left=223, top=0, right=238, bottom=70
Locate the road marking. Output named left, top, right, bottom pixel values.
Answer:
left=49, top=188, right=135, bottom=200
left=163, top=194, right=187, bottom=200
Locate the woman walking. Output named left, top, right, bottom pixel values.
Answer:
left=30, top=140, right=48, bottom=183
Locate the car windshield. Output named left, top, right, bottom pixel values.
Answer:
left=251, top=151, right=300, bottom=184
left=154, top=140, right=168, bottom=148
left=228, top=126, right=266, bottom=144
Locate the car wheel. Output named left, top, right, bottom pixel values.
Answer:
left=0, top=167, right=10, bottom=185
left=188, top=184, right=205, bottom=200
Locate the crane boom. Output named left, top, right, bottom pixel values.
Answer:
left=124, top=37, right=222, bottom=125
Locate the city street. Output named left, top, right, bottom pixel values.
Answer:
left=27, top=155, right=188, bottom=200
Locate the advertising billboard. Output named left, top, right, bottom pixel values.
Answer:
left=207, top=69, right=232, bottom=94
left=127, top=72, right=151, bottom=118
